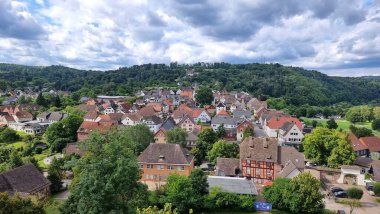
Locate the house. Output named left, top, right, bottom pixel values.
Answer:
left=186, top=130, right=198, bottom=148
left=103, top=105, right=115, bottom=115
left=0, top=112, right=15, bottom=125
left=216, top=157, right=241, bottom=177
left=277, top=122, right=305, bottom=148
left=216, top=102, right=226, bottom=114
left=211, top=116, right=239, bottom=132
left=138, top=143, right=194, bottom=190
left=236, top=120, right=254, bottom=142
left=96, top=113, right=124, bottom=124
left=8, top=121, right=49, bottom=135
left=84, top=111, right=99, bottom=122
left=63, top=143, right=85, bottom=157
left=37, top=112, right=67, bottom=124
left=154, top=128, right=167, bottom=144
left=192, top=108, right=211, bottom=123
left=77, top=121, right=117, bottom=141
left=13, top=111, right=33, bottom=123
left=178, top=115, right=196, bottom=132
left=265, top=116, right=303, bottom=138
left=246, top=98, right=267, bottom=114
left=121, top=113, right=142, bottom=126
left=350, top=134, right=380, bottom=159
left=207, top=176, right=257, bottom=195
left=141, top=115, right=163, bottom=133
left=233, top=110, right=252, bottom=120
left=0, top=164, right=51, bottom=201
left=239, top=137, right=305, bottom=183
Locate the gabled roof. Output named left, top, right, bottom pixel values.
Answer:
left=161, top=117, right=176, bottom=130
left=349, top=133, right=368, bottom=151
left=138, top=106, right=156, bottom=117
left=277, top=161, right=300, bottom=178
left=142, top=115, right=162, bottom=125
left=138, top=143, right=194, bottom=165
left=192, top=108, right=210, bottom=118
left=84, top=111, right=99, bottom=120
left=233, top=110, right=252, bottom=119
left=217, top=109, right=229, bottom=116
left=15, top=111, right=32, bottom=118
left=146, top=103, right=162, bottom=112
left=207, top=176, right=257, bottom=195
left=0, top=164, right=50, bottom=194
left=178, top=115, right=195, bottom=126
left=77, top=121, right=116, bottom=134
left=217, top=102, right=226, bottom=107
left=279, top=146, right=305, bottom=169
left=64, top=143, right=85, bottom=157
left=360, top=136, right=380, bottom=152
left=267, top=116, right=303, bottom=130
left=216, top=157, right=240, bottom=176
left=211, top=116, right=240, bottom=126
left=240, top=137, right=278, bottom=162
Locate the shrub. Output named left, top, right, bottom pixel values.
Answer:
left=347, top=187, right=363, bottom=199
left=0, top=128, right=20, bottom=143
left=374, top=183, right=380, bottom=196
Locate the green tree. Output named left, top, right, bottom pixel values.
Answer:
left=326, top=118, right=338, bottom=129
left=165, top=128, right=188, bottom=147
left=287, top=172, right=324, bottom=213
left=45, top=115, right=83, bottom=144
left=0, top=193, right=45, bottom=214
left=216, top=124, right=226, bottom=139
left=327, top=139, right=356, bottom=167
left=118, top=124, right=154, bottom=155
left=52, top=95, right=62, bottom=108
left=0, top=128, right=20, bottom=143
left=303, top=127, right=354, bottom=167
left=242, top=127, right=254, bottom=140
left=36, top=92, right=47, bottom=107
left=350, top=125, right=373, bottom=138
left=346, top=105, right=372, bottom=123
left=47, top=158, right=64, bottom=193
left=137, top=203, right=178, bottom=214
left=263, top=178, right=292, bottom=211
left=161, top=174, right=197, bottom=213
left=195, top=87, right=213, bottom=106
left=191, top=128, right=217, bottom=165
left=372, top=118, right=380, bottom=130
left=189, top=168, right=209, bottom=196
left=60, top=131, right=149, bottom=214
left=207, top=140, right=239, bottom=165
left=373, top=107, right=380, bottom=120
left=311, top=120, right=318, bottom=128
left=50, top=138, right=72, bottom=153
left=267, top=97, right=287, bottom=110
left=9, top=151, right=23, bottom=169
left=374, top=182, right=380, bottom=196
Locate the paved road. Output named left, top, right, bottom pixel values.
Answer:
left=253, top=123, right=267, bottom=137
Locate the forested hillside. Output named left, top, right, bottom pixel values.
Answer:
left=1, top=62, right=380, bottom=106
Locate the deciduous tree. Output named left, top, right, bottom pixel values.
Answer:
left=165, top=128, right=188, bottom=147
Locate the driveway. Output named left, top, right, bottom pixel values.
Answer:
left=253, top=123, right=267, bottom=137
left=323, top=184, right=380, bottom=213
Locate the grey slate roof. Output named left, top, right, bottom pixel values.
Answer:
left=138, top=143, right=194, bottom=165
left=161, top=117, right=176, bottom=130
left=216, top=158, right=240, bottom=176
left=211, top=116, right=240, bottom=126
left=233, top=110, right=252, bottom=119
left=279, top=147, right=305, bottom=169
left=207, top=176, right=257, bottom=195
left=0, top=164, right=50, bottom=195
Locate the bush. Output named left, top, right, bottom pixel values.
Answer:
left=347, top=187, right=363, bottom=199
left=0, top=128, right=20, bottom=143
left=373, top=119, right=380, bottom=130
left=204, top=187, right=255, bottom=211
left=374, top=183, right=380, bottom=196
left=35, top=147, right=43, bottom=154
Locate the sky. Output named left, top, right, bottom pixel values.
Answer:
left=0, top=0, right=379, bottom=76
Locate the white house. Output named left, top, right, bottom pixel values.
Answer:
left=104, top=106, right=115, bottom=115
left=278, top=122, right=304, bottom=147
left=193, top=109, right=211, bottom=123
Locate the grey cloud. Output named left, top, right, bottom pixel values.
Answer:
left=0, top=0, right=44, bottom=40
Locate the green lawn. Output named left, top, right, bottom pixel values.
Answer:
left=301, top=118, right=380, bottom=138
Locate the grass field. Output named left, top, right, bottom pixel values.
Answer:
left=301, top=117, right=380, bottom=138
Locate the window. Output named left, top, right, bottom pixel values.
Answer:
left=246, top=167, right=251, bottom=174
left=246, top=159, right=251, bottom=164
left=147, top=164, right=153, bottom=169
left=157, top=165, right=164, bottom=170
left=145, top=174, right=149, bottom=179
left=255, top=168, right=261, bottom=175
left=167, top=165, right=174, bottom=170
left=139, top=164, right=144, bottom=169
left=177, top=166, right=185, bottom=171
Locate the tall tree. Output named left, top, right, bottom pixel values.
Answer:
left=191, top=128, right=217, bottom=165
left=45, top=115, right=83, bottom=144
left=216, top=124, right=226, bottom=139
left=60, top=131, right=149, bottom=214
left=207, top=140, right=239, bottom=165
left=350, top=125, right=373, bottom=138
left=195, top=87, right=213, bottom=106
left=373, top=118, right=380, bottom=131
left=52, top=95, right=62, bottom=108
left=165, top=128, right=188, bottom=147
left=0, top=193, right=45, bottom=214
left=243, top=127, right=254, bottom=140
left=326, top=118, right=338, bottom=129
left=36, top=92, right=47, bottom=107
left=47, top=158, right=64, bottom=193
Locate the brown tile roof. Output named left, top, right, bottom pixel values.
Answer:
left=354, top=156, right=373, bottom=168
left=146, top=103, right=162, bottom=112
left=360, top=136, right=380, bottom=152
left=77, top=121, right=116, bottom=134
left=267, top=116, right=303, bottom=130
left=349, top=133, right=368, bottom=151
left=15, top=111, right=33, bottom=119
left=84, top=111, right=99, bottom=120
left=98, top=113, right=124, bottom=123
left=216, top=158, right=240, bottom=176
left=138, top=143, right=194, bottom=165
left=78, top=104, right=97, bottom=112
left=217, top=109, right=230, bottom=116
left=138, top=106, right=156, bottom=117
left=240, top=137, right=278, bottom=162
left=64, top=143, right=85, bottom=157
left=0, top=164, right=50, bottom=194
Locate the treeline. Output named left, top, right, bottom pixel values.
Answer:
left=1, top=63, right=380, bottom=106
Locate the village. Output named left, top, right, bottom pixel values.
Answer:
left=0, top=86, right=380, bottom=213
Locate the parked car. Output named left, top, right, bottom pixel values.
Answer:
left=337, top=210, right=346, bottom=214
left=334, top=191, right=347, bottom=198
left=306, top=162, right=318, bottom=167
left=330, top=187, right=345, bottom=194
left=366, top=182, right=374, bottom=191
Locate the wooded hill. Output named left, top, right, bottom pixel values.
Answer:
left=0, top=62, right=379, bottom=106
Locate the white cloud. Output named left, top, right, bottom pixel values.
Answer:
left=0, top=0, right=379, bottom=76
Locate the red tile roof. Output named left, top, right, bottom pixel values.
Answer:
left=349, top=133, right=368, bottom=151
left=217, top=109, right=229, bottom=116
left=267, top=116, right=302, bottom=130
left=360, top=136, right=380, bottom=152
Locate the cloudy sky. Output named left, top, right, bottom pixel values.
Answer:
left=0, top=0, right=379, bottom=76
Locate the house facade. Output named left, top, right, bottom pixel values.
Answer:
left=138, top=143, right=194, bottom=190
